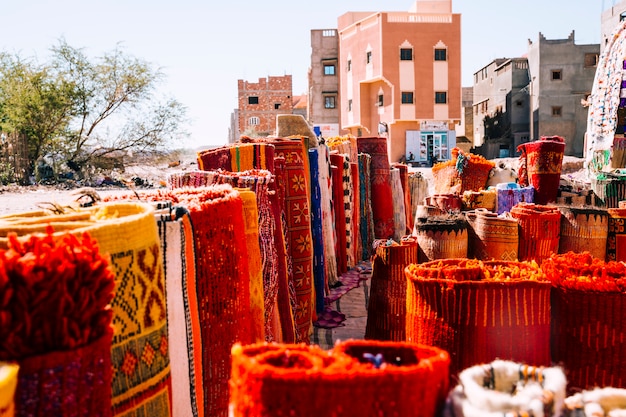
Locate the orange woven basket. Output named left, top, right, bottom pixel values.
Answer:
left=431, top=148, right=495, bottom=194
left=510, top=202, right=561, bottom=262
left=405, top=259, right=551, bottom=378
left=466, top=209, right=519, bottom=261
left=543, top=252, right=626, bottom=393
left=229, top=340, right=450, bottom=417
left=414, top=216, right=468, bottom=262
left=365, top=237, right=418, bottom=341
left=558, top=207, right=608, bottom=261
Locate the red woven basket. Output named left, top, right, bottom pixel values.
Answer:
left=517, top=136, right=565, bottom=205
left=405, top=259, right=551, bottom=378
left=229, top=340, right=450, bottom=417
left=510, top=202, right=561, bottom=262
left=365, top=238, right=418, bottom=341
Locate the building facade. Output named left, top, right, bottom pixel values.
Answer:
left=337, top=0, right=461, bottom=164
left=601, top=1, right=626, bottom=54
left=308, top=29, right=341, bottom=139
left=236, top=75, right=294, bottom=138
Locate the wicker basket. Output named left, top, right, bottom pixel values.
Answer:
left=510, top=203, right=561, bottom=262
left=405, top=259, right=551, bottom=377
left=445, top=359, right=566, bottom=417
left=415, top=216, right=468, bottom=262
left=558, top=207, right=608, bottom=260
left=229, top=340, right=450, bottom=417
left=517, top=135, right=565, bottom=205
left=365, top=238, right=418, bottom=341
left=466, top=209, right=519, bottom=261
left=431, top=148, right=495, bottom=194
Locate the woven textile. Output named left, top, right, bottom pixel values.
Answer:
left=325, top=135, right=358, bottom=163
left=317, top=144, right=338, bottom=288
left=462, top=188, right=497, bottom=212
left=405, top=259, right=551, bottom=377
left=495, top=182, right=534, bottom=214
left=330, top=153, right=355, bottom=270
left=466, top=209, right=519, bottom=261
left=0, top=364, right=17, bottom=417
left=0, top=202, right=172, bottom=417
left=390, top=168, right=407, bottom=243
left=196, top=142, right=275, bottom=172
left=350, top=161, right=361, bottom=264
left=356, top=137, right=395, bottom=239
left=510, top=203, right=561, bottom=262
left=271, top=138, right=315, bottom=344
left=591, top=172, right=626, bottom=208
left=229, top=340, right=450, bottom=417
left=543, top=253, right=626, bottom=392
left=414, top=216, right=468, bottom=262
left=392, top=163, right=413, bottom=235
left=517, top=136, right=565, bottom=205
left=169, top=169, right=282, bottom=342
left=358, top=154, right=375, bottom=260
left=308, top=148, right=326, bottom=315
left=431, top=148, right=495, bottom=194
left=424, top=193, right=463, bottom=213
left=156, top=208, right=203, bottom=417
left=558, top=207, right=608, bottom=260
left=409, top=171, right=430, bottom=216
left=331, top=162, right=348, bottom=276
left=608, top=207, right=626, bottom=261
left=445, top=360, right=567, bottom=417
left=365, top=238, right=418, bottom=341
left=14, top=331, right=113, bottom=417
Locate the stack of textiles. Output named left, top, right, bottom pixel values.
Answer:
left=517, top=136, right=565, bottom=205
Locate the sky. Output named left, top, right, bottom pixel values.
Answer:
left=1, top=1, right=607, bottom=150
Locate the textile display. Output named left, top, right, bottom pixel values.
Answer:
left=308, top=148, right=326, bottom=315
left=156, top=207, right=203, bottom=417
left=466, top=209, right=519, bottom=261
left=330, top=153, right=355, bottom=269
left=613, top=136, right=626, bottom=169
left=325, top=135, right=358, bottom=164
left=444, top=360, right=566, bottom=417
left=229, top=340, right=450, bottom=417
left=495, top=182, right=534, bottom=214
left=405, top=259, right=551, bottom=377
left=461, top=188, right=497, bottom=212
left=558, top=207, right=608, bottom=260
left=510, top=203, right=561, bottom=263
left=565, top=388, right=626, bottom=416
left=271, top=138, right=315, bottom=344
left=0, top=202, right=172, bottom=417
left=350, top=161, right=361, bottom=264
left=356, top=137, right=395, bottom=239
left=543, top=252, right=626, bottom=392
left=271, top=157, right=297, bottom=344
left=424, top=193, right=463, bottom=213
left=196, top=142, right=275, bottom=172
left=0, top=363, right=18, bottom=417
left=317, top=144, right=338, bottom=289
left=169, top=169, right=282, bottom=342
left=414, top=215, right=468, bottom=263
left=608, top=207, right=626, bottom=261
left=409, top=171, right=431, bottom=218
left=591, top=172, right=626, bottom=208
left=358, top=153, right=375, bottom=261
left=517, top=136, right=565, bottom=205
left=331, top=162, right=347, bottom=276
left=392, top=163, right=413, bottom=234
left=390, top=168, right=407, bottom=243
left=365, top=237, right=418, bottom=341
left=584, top=18, right=626, bottom=175
left=431, top=148, right=495, bottom=194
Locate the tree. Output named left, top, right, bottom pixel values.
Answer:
left=0, top=39, right=188, bottom=180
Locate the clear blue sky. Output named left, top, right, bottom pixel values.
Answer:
left=1, top=1, right=605, bottom=150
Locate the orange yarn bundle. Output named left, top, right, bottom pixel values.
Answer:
left=431, top=148, right=495, bottom=194
left=229, top=340, right=450, bottom=417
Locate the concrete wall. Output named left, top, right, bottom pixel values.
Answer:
left=309, top=29, right=340, bottom=133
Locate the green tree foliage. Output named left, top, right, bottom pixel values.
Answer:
left=0, top=39, right=188, bottom=179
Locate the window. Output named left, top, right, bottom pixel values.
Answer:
left=377, top=94, right=384, bottom=107
left=400, top=48, right=413, bottom=61
left=401, top=92, right=414, bottom=104
left=552, top=106, right=562, bottom=117
left=324, top=96, right=336, bottom=109
left=585, top=53, right=599, bottom=68
left=516, top=100, right=523, bottom=107
left=248, top=117, right=260, bottom=125
left=347, top=59, right=352, bottom=71
left=435, top=91, right=447, bottom=104
left=621, top=11, right=626, bottom=21
left=324, top=64, right=336, bottom=75
left=348, top=99, right=353, bottom=111
left=551, top=70, right=562, bottom=81
left=248, top=96, right=259, bottom=105
left=366, top=51, right=372, bottom=64
left=274, top=103, right=281, bottom=110
left=434, top=48, right=447, bottom=61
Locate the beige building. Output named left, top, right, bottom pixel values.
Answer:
left=337, top=0, right=462, bottom=165
left=601, top=1, right=626, bottom=54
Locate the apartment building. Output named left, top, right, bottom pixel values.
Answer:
left=601, top=1, right=626, bottom=54
left=236, top=75, right=294, bottom=138
left=337, top=0, right=461, bottom=165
